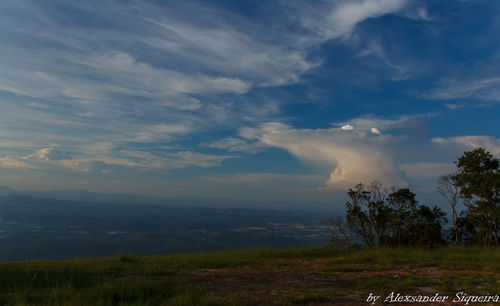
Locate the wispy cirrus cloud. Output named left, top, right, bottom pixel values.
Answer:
left=5, top=0, right=475, bottom=201
left=296, top=0, right=409, bottom=43
left=0, top=0, right=416, bottom=181
left=428, top=76, right=500, bottom=102
left=432, top=136, right=500, bottom=155
left=425, top=55, right=500, bottom=104
left=0, top=146, right=237, bottom=173
left=0, top=0, right=414, bottom=123
left=356, top=40, right=414, bottom=81
left=204, top=137, right=266, bottom=154
left=0, top=157, right=39, bottom=170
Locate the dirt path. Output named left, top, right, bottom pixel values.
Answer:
left=186, top=266, right=500, bottom=305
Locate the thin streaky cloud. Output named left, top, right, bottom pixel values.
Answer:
left=0, top=0, right=498, bottom=208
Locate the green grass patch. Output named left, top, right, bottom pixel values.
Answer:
left=0, top=246, right=499, bottom=304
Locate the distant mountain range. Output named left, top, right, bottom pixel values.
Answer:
left=0, top=185, right=265, bottom=208
left=0, top=185, right=176, bottom=204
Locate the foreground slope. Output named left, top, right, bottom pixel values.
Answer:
left=1, top=246, right=499, bottom=305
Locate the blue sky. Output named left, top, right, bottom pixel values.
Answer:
left=0, top=0, right=499, bottom=210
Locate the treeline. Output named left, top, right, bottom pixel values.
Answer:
left=330, top=148, right=500, bottom=247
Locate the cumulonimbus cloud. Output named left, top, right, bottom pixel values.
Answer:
left=241, top=122, right=406, bottom=189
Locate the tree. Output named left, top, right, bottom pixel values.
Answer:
left=344, top=181, right=447, bottom=248
left=406, top=205, right=447, bottom=247
left=454, top=148, right=500, bottom=246
left=387, top=188, right=418, bottom=246
left=365, top=181, right=392, bottom=246
left=437, top=174, right=461, bottom=244
left=345, top=183, right=377, bottom=248
left=454, top=213, right=478, bottom=245
left=327, top=216, right=350, bottom=246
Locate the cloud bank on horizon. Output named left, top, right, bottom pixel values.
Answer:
left=0, top=0, right=499, bottom=206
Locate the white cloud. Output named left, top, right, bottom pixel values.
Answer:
left=329, top=114, right=434, bottom=141
left=443, top=103, right=463, bottom=110
left=357, top=40, right=412, bottom=80
left=336, top=114, right=431, bottom=130
left=141, top=16, right=317, bottom=87
left=432, top=136, right=500, bottom=155
left=0, top=0, right=439, bottom=198
left=27, top=148, right=69, bottom=161
left=242, top=122, right=406, bottom=189
left=0, top=0, right=413, bottom=118
left=66, top=150, right=237, bottom=171
left=0, top=146, right=236, bottom=174
left=341, top=124, right=355, bottom=130
left=205, top=137, right=266, bottom=154
left=0, top=139, right=39, bottom=149
left=0, top=156, right=38, bottom=170
left=1, top=51, right=251, bottom=112
left=60, top=159, right=91, bottom=172
left=429, top=77, right=500, bottom=102
left=0, top=0, right=422, bottom=155
left=299, top=0, right=409, bottom=43
left=169, top=151, right=236, bottom=168
left=426, top=59, right=500, bottom=103
left=120, top=123, right=194, bottom=143
left=416, top=7, right=434, bottom=21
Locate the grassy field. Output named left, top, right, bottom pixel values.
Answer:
left=0, top=246, right=499, bottom=305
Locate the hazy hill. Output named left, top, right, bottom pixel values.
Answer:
left=0, top=185, right=334, bottom=210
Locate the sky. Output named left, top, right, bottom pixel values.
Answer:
left=0, top=0, right=499, bottom=211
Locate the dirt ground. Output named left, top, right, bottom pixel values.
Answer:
left=186, top=266, right=500, bottom=305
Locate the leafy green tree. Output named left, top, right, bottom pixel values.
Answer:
left=345, top=183, right=377, bottom=248
left=387, top=188, right=418, bottom=246
left=345, top=181, right=447, bottom=248
left=453, top=148, right=500, bottom=246
left=406, top=205, right=447, bottom=247
left=454, top=213, right=478, bottom=245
